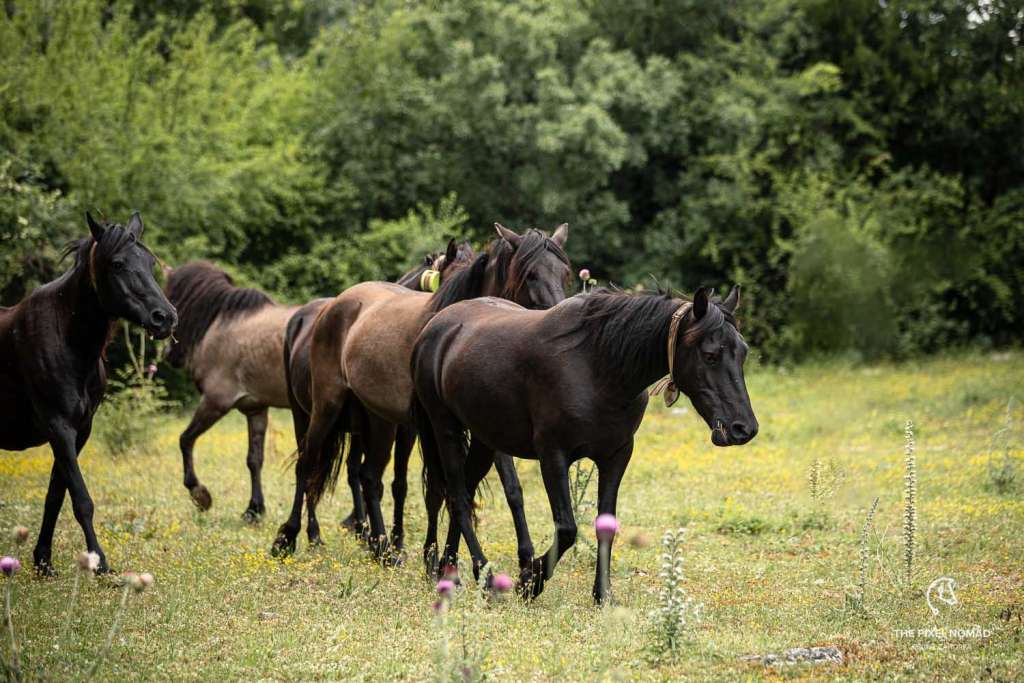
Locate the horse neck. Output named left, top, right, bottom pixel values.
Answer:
left=56, top=261, right=114, bottom=363
left=591, top=302, right=677, bottom=400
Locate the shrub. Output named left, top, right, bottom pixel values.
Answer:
left=92, top=324, right=176, bottom=456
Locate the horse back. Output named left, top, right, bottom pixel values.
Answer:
left=191, top=303, right=298, bottom=410
left=311, top=282, right=432, bottom=425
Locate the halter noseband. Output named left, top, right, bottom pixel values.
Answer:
left=649, top=302, right=692, bottom=407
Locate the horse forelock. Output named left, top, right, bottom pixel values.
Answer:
left=680, top=300, right=738, bottom=346
left=495, top=229, right=570, bottom=299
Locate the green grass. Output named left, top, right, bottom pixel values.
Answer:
left=1, top=351, right=1022, bottom=680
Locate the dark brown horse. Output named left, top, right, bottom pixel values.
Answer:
left=163, top=250, right=461, bottom=522
left=279, top=240, right=473, bottom=551
left=412, top=286, right=757, bottom=602
left=281, top=224, right=571, bottom=565
left=0, top=213, right=176, bottom=574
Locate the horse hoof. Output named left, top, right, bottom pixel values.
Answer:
left=423, top=552, right=436, bottom=578
left=308, top=535, right=325, bottom=550
left=518, top=560, right=546, bottom=600
left=380, top=548, right=404, bottom=568
left=241, top=509, right=262, bottom=525
left=270, top=534, right=296, bottom=558
left=340, top=513, right=364, bottom=532
left=190, top=485, right=213, bottom=511
left=33, top=562, right=57, bottom=579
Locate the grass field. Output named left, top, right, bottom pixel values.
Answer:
left=1, top=351, right=1022, bottom=681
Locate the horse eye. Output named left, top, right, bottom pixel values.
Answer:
left=112, top=260, right=126, bottom=271
left=703, top=352, right=719, bottom=366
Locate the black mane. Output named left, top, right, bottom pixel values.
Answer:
left=165, top=261, right=273, bottom=359
left=427, top=253, right=490, bottom=313
left=491, top=230, right=570, bottom=300
left=566, top=288, right=736, bottom=386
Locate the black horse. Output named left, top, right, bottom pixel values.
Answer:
left=0, top=213, right=177, bottom=574
left=412, top=286, right=757, bottom=602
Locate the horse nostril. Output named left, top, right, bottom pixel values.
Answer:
left=730, top=422, right=753, bottom=441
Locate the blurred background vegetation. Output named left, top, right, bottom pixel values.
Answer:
left=2, top=0, right=1022, bottom=363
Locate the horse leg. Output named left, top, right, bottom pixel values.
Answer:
left=439, top=436, right=494, bottom=574
left=241, top=408, right=268, bottom=523
left=49, top=422, right=108, bottom=572
left=389, top=426, right=415, bottom=551
left=592, top=440, right=633, bottom=604
left=273, top=385, right=347, bottom=556
left=272, top=404, right=311, bottom=556
left=525, top=452, right=575, bottom=599
left=493, top=453, right=536, bottom=581
left=359, top=414, right=398, bottom=563
left=433, top=420, right=492, bottom=584
left=32, top=462, right=66, bottom=577
left=179, top=395, right=229, bottom=511
left=340, top=435, right=367, bottom=535
left=422, top=458, right=446, bottom=578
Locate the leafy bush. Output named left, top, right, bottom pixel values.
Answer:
left=92, top=325, right=176, bottom=456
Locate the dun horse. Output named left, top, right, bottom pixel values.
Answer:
left=164, top=249, right=460, bottom=521
left=412, top=286, right=757, bottom=601
left=0, top=213, right=176, bottom=574
left=281, top=224, right=571, bottom=565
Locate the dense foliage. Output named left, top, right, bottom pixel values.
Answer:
left=2, top=0, right=1021, bottom=360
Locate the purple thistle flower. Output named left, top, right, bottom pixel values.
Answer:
left=0, top=556, right=21, bottom=577
left=578, top=268, right=591, bottom=281
left=492, top=573, right=513, bottom=593
left=595, top=513, right=619, bottom=543
left=436, top=579, right=455, bottom=598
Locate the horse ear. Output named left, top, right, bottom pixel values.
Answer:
left=551, top=223, right=568, bottom=247
left=440, top=238, right=459, bottom=273
left=723, top=284, right=741, bottom=313
left=693, top=287, right=710, bottom=320
left=85, top=212, right=104, bottom=241
left=126, top=211, right=144, bottom=239
left=494, top=223, right=522, bottom=248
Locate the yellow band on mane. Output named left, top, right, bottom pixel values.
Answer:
left=420, top=269, right=441, bottom=293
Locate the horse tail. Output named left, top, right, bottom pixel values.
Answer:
left=414, top=398, right=447, bottom=510
left=302, top=302, right=352, bottom=506
left=281, top=312, right=303, bottom=463
left=305, top=418, right=347, bottom=506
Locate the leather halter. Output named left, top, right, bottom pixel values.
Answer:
left=88, top=242, right=99, bottom=291
left=649, top=302, right=692, bottom=406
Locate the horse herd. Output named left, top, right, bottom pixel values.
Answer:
left=0, top=212, right=758, bottom=603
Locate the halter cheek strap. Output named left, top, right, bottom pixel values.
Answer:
left=649, top=302, right=692, bottom=407
left=88, top=242, right=99, bottom=291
